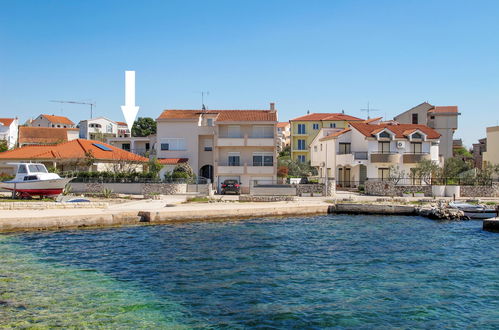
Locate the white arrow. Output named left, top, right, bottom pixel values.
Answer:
left=121, top=70, right=140, bottom=131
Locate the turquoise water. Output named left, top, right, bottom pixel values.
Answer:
left=1, top=215, right=499, bottom=328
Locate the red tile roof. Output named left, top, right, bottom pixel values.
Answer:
left=157, top=110, right=277, bottom=122
left=429, top=106, right=459, bottom=113
left=277, top=122, right=290, bottom=128
left=18, top=127, right=71, bottom=145
left=363, top=117, right=383, bottom=124
left=158, top=158, right=189, bottom=165
left=349, top=122, right=441, bottom=139
left=41, top=114, right=75, bottom=125
left=291, top=113, right=364, bottom=122
left=0, top=118, right=15, bottom=127
left=320, top=128, right=351, bottom=141
left=0, top=139, right=148, bottom=162
left=116, top=121, right=128, bottom=126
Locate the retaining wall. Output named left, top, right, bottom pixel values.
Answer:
left=69, top=182, right=209, bottom=195
left=0, top=202, right=108, bottom=210
left=365, top=181, right=499, bottom=198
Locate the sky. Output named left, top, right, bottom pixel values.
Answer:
left=1, top=0, right=498, bottom=146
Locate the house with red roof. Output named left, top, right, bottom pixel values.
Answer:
left=29, top=114, right=76, bottom=128
left=394, top=102, right=460, bottom=159
left=0, top=139, right=148, bottom=175
left=310, top=119, right=441, bottom=188
left=0, top=118, right=19, bottom=149
left=156, top=103, right=278, bottom=193
left=276, top=122, right=291, bottom=151
left=18, top=126, right=79, bottom=147
left=289, top=112, right=364, bottom=163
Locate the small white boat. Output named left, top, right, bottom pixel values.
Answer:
left=1, top=163, right=73, bottom=198
left=449, top=201, right=497, bottom=219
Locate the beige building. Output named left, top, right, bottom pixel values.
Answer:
left=156, top=104, right=278, bottom=193
left=483, top=126, right=499, bottom=166
left=277, top=122, right=290, bottom=151
left=394, top=102, right=460, bottom=160
left=28, top=114, right=76, bottom=128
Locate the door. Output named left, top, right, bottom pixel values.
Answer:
left=345, top=168, right=351, bottom=187
left=359, top=165, right=367, bottom=184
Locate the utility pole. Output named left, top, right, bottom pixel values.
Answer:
left=50, top=100, right=96, bottom=118
left=360, top=102, right=381, bottom=120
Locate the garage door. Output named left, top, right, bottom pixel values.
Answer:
left=218, top=176, right=240, bottom=192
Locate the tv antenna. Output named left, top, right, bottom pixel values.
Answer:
left=197, top=91, right=209, bottom=110
left=360, top=102, right=380, bottom=119
left=50, top=100, right=96, bottom=118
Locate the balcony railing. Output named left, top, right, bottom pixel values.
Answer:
left=354, top=152, right=368, bottom=160
left=370, top=152, right=400, bottom=163
left=403, top=152, right=431, bottom=164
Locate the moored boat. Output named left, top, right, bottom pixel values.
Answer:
left=449, top=201, right=497, bottom=219
left=1, top=163, right=73, bottom=198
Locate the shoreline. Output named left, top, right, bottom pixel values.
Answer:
left=0, top=195, right=494, bottom=233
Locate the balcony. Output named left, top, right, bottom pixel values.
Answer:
left=336, top=153, right=354, bottom=165
left=370, top=152, right=401, bottom=163
left=247, top=164, right=275, bottom=175
left=354, top=152, right=368, bottom=160
left=246, top=136, right=275, bottom=147
left=217, top=137, right=245, bottom=147
left=217, top=162, right=244, bottom=174
left=403, top=153, right=431, bottom=164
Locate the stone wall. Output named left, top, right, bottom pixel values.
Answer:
left=461, top=183, right=499, bottom=197
left=366, top=181, right=499, bottom=198
left=365, top=181, right=431, bottom=197
left=70, top=182, right=196, bottom=196
left=297, top=184, right=325, bottom=196
left=0, top=202, right=108, bottom=210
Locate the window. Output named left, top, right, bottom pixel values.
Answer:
left=106, top=124, right=113, bottom=133
left=314, top=145, right=317, bottom=152
left=412, top=132, right=423, bottom=140
left=207, top=118, right=213, bottom=127
left=320, top=144, right=323, bottom=151
left=28, top=165, right=47, bottom=173
left=411, top=142, right=422, bottom=154
left=297, top=155, right=306, bottom=163
left=122, top=143, right=131, bottom=151
left=204, top=139, right=213, bottom=151
left=313, top=123, right=319, bottom=130
left=160, top=138, right=186, bottom=151
left=228, top=125, right=241, bottom=138
left=430, top=116, right=435, bottom=120
left=378, top=168, right=390, bottom=181
left=297, top=139, right=306, bottom=150
left=18, top=165, right=27, bottom=174
left=379, top=131, right=391, bottom=139
left=253, top=152, right=273, bottom=166
left=338, top=143, right=351, bottom=154
left=252, top=126, right=273, bottom=138
left=378, top=141, right=391, bottom=154
left=228, top=153, right=240, bottom=166
left=297, top=124, right=306, bottom=134
left=412, top=113, right=418, bottom=124
left=329, top=123, right=336, bottom=128
left=145, top=143, right=150, bottom=151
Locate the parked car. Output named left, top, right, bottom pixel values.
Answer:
left=221, top=180, right=241, bottom=195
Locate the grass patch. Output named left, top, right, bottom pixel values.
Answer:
left=185, top=197, right=210, bottom=203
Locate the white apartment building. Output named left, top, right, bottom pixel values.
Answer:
left=277, top=122, right=290, bottom=151
left=156, top=104, right=278, bottom=193
left=79, top=117, right=119, bottom=140
left=394, top=102, right=459, bottom=160
left=0, top=118, right=19, bottom=149
left=310, top=119, right=441, bottom=187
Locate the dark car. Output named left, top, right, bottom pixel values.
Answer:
left=221, top=180, right=241, bottom=195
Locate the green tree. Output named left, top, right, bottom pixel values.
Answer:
left=442, top=157, right=472, bottom=178
left=0, top=140, right=8, bottom=153
left=278, top=145, right=291, bottom=158
left=411, top=159, right=440, bottom=184
left=147, top=157, right=163, bottom=179
left=132, top=117, right=157, bottom=137
left=171, top=163, right=195, bottom=180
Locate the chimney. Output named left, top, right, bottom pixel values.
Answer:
left=270, top=102, right=275, bottom=112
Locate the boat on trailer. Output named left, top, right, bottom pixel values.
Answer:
left=449, top=201, right=497, bottom=219
left=0, top=163, right=73, bottom=198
